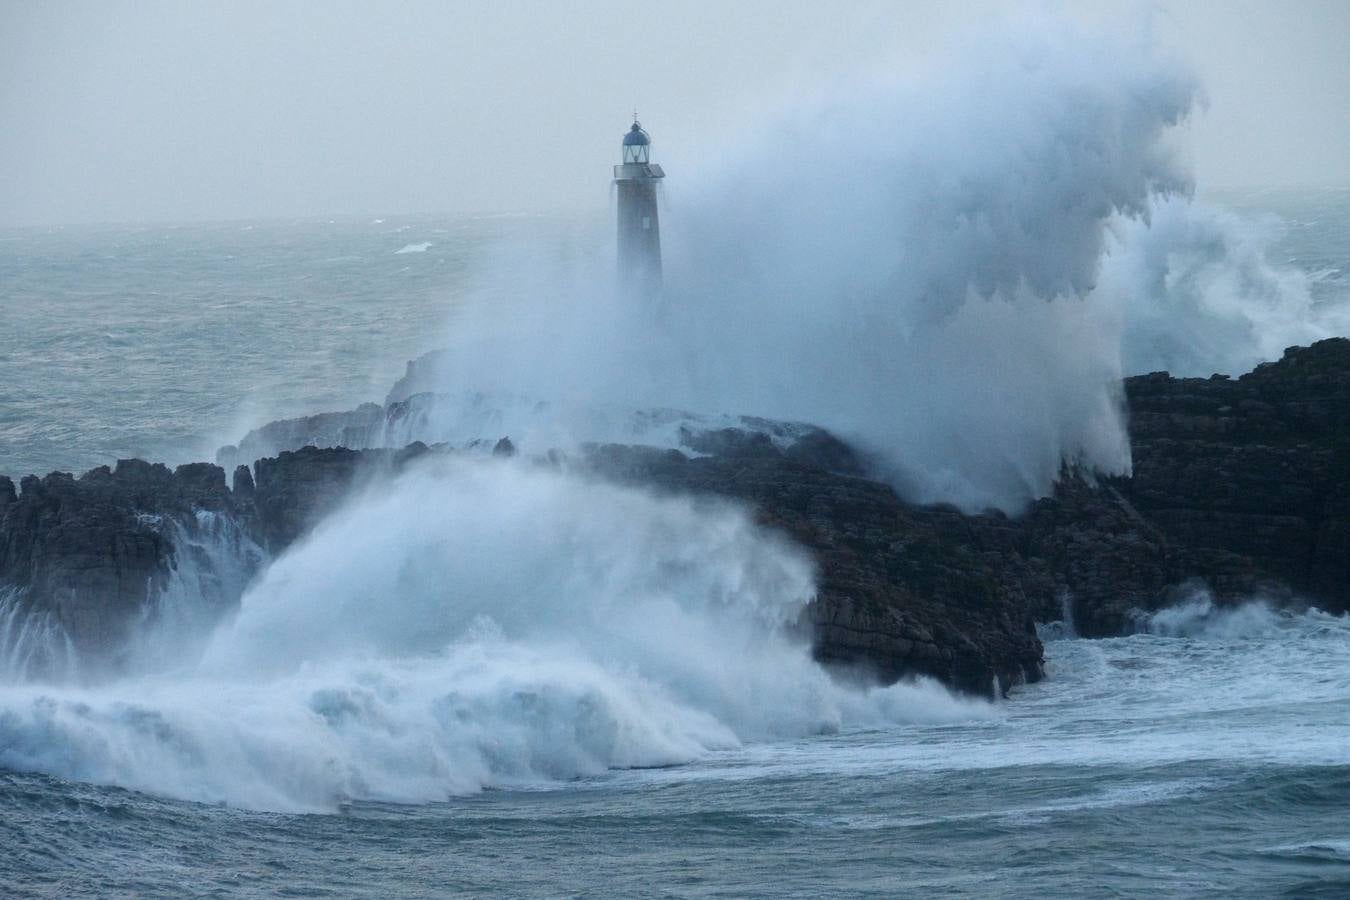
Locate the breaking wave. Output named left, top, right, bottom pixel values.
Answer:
left=409, top=18, right=1346, bottom=514
left=0, top=459, right=989, bottom=812
left=1138, top=590, right=1350, bottom=641
left=1102, top=196, right=1350, bottom=377
left=0, top=588, right=77, bottom=683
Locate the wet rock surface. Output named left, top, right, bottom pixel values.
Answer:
left=0, top=460, right=236, bottom=659
left=2, top=338, right=1347, bottom=695
left=576, top=443, right=1048, bottom=696
left=1113, top=337, right=1350, bottom=628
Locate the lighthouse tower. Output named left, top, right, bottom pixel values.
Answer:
left=613, top=120, right=665, bottom=295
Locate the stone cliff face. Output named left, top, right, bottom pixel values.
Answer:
left=0, top=445, right=443, bottom=676
left=577, top=443, right=1046, bottom=695
left=0, top=460, right=245, bottom=666
left=2, top=338, right=1347, bottom=695
left=3, top=437, right=1046, bottom=696
left=1116, top=338, right=1350, bottom=623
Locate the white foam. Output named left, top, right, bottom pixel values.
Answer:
left=0, top=459, right=989, bottom=811
left=0, top=588, right=77, bottom=683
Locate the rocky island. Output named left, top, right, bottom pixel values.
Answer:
left=2, top=338, right=1347, bottom=697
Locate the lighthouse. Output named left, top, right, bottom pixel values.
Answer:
left=613, top=120, right=665, bottom=295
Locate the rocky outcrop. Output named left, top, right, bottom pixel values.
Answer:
left=578, top=444, right=1046, bottom=695
left=0, top=460, right=240, bottom=662
left=1133, top=341, right=1350, bottom=564
left=386, top=348, right=453, bottom=404
left=1104, top=337, right=1350, bottom=630
left=3, top=338, right=1348, bottom=694
left=0, top=445, right=449, bottom=673
left=249, top=442, right=438, bottom=551
left=215, top=388, right=863, bottom=477
left=216, top=402, right=389, bottom=472
left=3, top=436, right=1044, bottom=694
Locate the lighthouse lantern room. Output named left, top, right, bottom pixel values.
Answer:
left=613, top=119, right=665, bottom=296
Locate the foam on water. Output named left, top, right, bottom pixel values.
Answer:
left=0, top=458, right=989, bottom=812
left=1141, top=592, right=1287, bottom=639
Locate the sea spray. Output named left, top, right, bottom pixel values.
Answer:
left=1036, top=592, right=1079, bottom=643
left=1135, top=588, right=1330, bottom=641
left=431, top=19, right=1197, bottom=512
left=128, top=509, right=266, bottom=674
left=1101, top=195, right=1350, bottom=376
left=0, top=458, right=992, bottom=811
left=413, top=19, right=1340, bottom=515
left=0, top=588, right=77, bottom=684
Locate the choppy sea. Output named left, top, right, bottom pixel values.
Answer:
left=2, top=603, right=1349, bottom=898
left=1, top=192, right=1349, bottom=897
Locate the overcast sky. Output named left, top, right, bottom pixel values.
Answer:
left=3, top=0, right=1348, bottom=226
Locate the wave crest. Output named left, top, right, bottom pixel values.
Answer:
left=0, top=460, right=990, bottom=811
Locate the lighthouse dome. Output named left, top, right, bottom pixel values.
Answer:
left=623, top=123, right=651, bottom=146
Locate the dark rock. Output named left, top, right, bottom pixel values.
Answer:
left=782, top=428, right=866, bottom=476
left=3, top=337, right=1347, bottom=696
left=173, top=462, right=230, bottom=506
left=217, top=403, right=388, bottom=471
left=113, top=458, right=172, bottom=484
left=250, top=444, right=451, bottom=552
left=577, top=444, right=1046, bottom=697
left=0, top=462, right=240, bottom=665
left=678, top=426, right=780, bottom=459
left=1111, top=336, right=1350, bottom=625
left=251, top=446, right=371, bottom=552
left=492, top=437, right=516, bottom=458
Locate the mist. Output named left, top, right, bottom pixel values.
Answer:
left=413, top=16, right=1345, bottom=513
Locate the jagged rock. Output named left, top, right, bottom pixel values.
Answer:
left=3, top=338, right=1347, bottom=695
left=386, top=349, right=453, bottom=404
left=0, top=461, right=239, bottom=663
left=218, top=386, right=865, bottom=480
left=249, top=444, right=451, bottom=552
left=1113, top=336, right=1350, bottom=626
left=232, top=465, right=255, bottom=496
left=578, top=444, right=1046, bottom=696
left=492, top=437, right=516, bottom=458
left=251, top=446, right=375, bottom=552
left=217, top=402, right=388, bottom=471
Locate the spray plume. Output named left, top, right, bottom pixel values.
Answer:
left=434, top=18, right=1342, bottom=512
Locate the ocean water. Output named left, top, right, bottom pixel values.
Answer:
left=0, top=212, right=603, bottom=480
left=0, top=191, right=1348, bottom=898
left=2, top=603, right=1348, bottom=898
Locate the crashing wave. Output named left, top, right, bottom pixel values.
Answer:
left=0, top=459, right=990, bottom=811
left=1132, top=587, right=1350, bottom=641
left=0, top=587, right=78, bottom=683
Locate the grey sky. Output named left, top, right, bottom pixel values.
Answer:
left=2, top=0, right=1348, bottom=226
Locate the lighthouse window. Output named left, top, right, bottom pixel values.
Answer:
left=642, top=216, right=651, bottom=230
